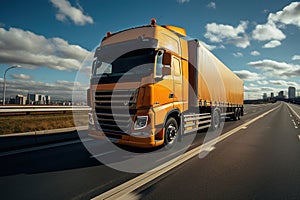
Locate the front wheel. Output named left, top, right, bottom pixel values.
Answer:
left=164, top=117, right=179, bottom=149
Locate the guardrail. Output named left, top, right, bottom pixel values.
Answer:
left=0, top=106, right=91, bottom=114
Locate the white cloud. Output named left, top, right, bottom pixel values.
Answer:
left=248, top=59, right=300, bottom=78
left=252, top=21, right=286, bottom=41
left=250, top=51, right=260, bottom=56
left=50, top=0, right=94, bottom=26
left=0, top=27, right=91, bottom=71
left=268, top=2, right=300, bottom=27
left=249, top=83, right=257, bottom=87
left=292, top=55, right=300, bottom=61
left=269, top=80, right=298, bottom=87
left=207, top=2, right=216, bottom=9
left=199, top=41, right=226, bottom=51
left=204, top=21, right=250, bottom=48
left=177, top=0, right=190, bottom=3
left=244, top=86, right=261, bottom=93
left=262, top=40, right=281, bottom=48
left=257, top=80, right=269, bottom=85
left=10, top=74, right=32, bottom=80
left=252, top=2, right=300, bottom=44
left=233, top=52, right=243, bottom=58
left=233, top=70, right=264, bottom=81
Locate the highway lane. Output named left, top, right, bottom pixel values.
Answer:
left=131, top=102, right=300, bottom=199
left=0, top=103, right=280, bottom=199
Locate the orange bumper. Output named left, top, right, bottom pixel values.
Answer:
left=88, top=130, right=164, bottom=148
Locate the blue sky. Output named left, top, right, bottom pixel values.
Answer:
left=0, top=0, right=300, bottom=100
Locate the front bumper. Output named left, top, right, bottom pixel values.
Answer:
left=88, top=129, right=163, bottom=148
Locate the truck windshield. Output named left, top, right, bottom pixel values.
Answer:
left=93, top=48, right=156, bottom=77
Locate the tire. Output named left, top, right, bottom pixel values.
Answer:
left=237, top=108, right=241, bottom=120
left=232, top=108, right=239, bottom=121
left=164, top=117, right=179, bottom=148
left=211, top=108, right=221, bottom=130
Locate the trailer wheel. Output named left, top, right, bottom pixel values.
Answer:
left=164, top=117, right=178, bottom=148
left=232, top=108, right=240, bottom=121
left=211, top=108, right=221, bottom=130
left=237, top=108, right=241, bottom=120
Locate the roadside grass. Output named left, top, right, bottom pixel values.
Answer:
left=0, top=112, right=88, bottom=135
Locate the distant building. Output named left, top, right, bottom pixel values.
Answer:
left=278, top=91, right=284, bottom=99
left=9, top=97, right=16, bottom=104
left=270, top=92, right=274, bottom=98
left=16, top=94, right=27, bottom=105
left=38, top=94, right=46, bottom=104
left=45, top=95, right=51, bottom=104
left=26, top=93, right=51, bottom=104
left=27, top=93, right=39, bottom=104
left=263, top=93, right=267, bottom=100
left=288, top=86, right=296, bottom=99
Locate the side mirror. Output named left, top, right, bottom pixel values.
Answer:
left=162, top=66, right=171, bottom=76
left=162, top=52, right=172, bottom=65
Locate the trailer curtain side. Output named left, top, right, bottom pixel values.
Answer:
left=188, top=40, right=244, bottom=107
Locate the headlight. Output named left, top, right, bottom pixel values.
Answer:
left=88, top=112, right=95, bottom=125
left=134, top=116, right=148, bottom=130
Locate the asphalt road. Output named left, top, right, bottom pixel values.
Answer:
left=1, top=102, right=299, bottom=199
left=133, top=102, right=300, bottom=199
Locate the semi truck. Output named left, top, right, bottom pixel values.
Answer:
left=88, top=19, right=244, bottom=148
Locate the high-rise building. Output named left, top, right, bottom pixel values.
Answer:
left=27, top=93, right=50, bottom=104
left=288, top=86, right=296, bottom=99
left=45, top=95, right=51, bottom=104
left=263, top=93, right=267, bottom=100
left=38, top=94, right=46, bottom=104
left=27, top=93, right=39, bottom=104
left=16, top=94, right=27, bottom=105
left=270, top=92, right=274, bottom=98
left=278, top=91, right=284, bottom=99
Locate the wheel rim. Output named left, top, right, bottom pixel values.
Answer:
left=166, top=123, right=177, bottom=144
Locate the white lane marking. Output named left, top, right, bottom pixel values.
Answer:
left=292, top=120, right=298, bottom=129
left=201, top=146, right=216, bottom=152
left=287, top=103, right=300, bottom=120
left=244, top=112, right=247, bottom=115
left=241, top=126, right=247, bottom=129
left=92, top=105, right=280, bottom=200
left=0, top=138, right=94, bottom=157
left=90, top=150, right=115, bottom=158
left=298, top=135, right=300, bottom=141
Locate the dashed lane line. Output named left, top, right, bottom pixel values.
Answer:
left=287, top=103, right=300, bottom=120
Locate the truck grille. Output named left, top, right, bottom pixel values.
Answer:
left=94, top=89, right=137, bottom=135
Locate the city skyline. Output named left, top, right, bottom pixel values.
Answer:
left=1, top=0, right=300, bottom=100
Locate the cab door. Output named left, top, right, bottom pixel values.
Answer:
left=152, top=51, right=174, bottom=108
left=172, top=56, right=183, bottom=104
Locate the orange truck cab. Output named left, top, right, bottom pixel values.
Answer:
left=88, top=19, right=244, bottom=148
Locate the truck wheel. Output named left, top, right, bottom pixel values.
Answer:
left=211, top=108, right=221, bottom=130
left=164, top=117, right=178, bottom=148
left=237, top=108, right=241, bottom=120
left=233, top=108, right=239, bottom=121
